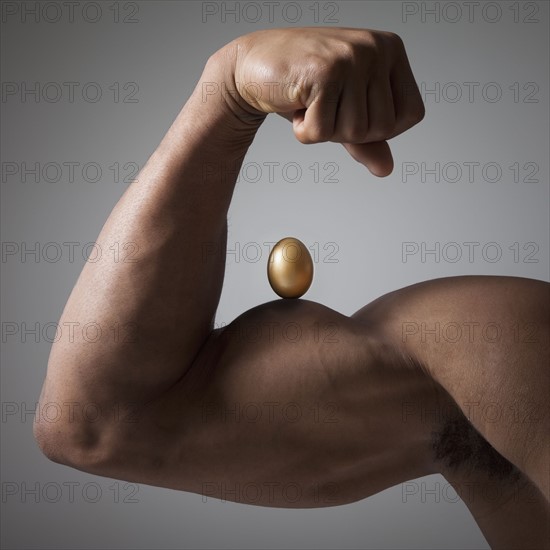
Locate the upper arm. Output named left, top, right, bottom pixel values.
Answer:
left=64, top=299, right=376, bottom=507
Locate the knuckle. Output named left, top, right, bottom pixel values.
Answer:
left=336, top=40, right=356, bottom=60
left=315, top=127, right=333, bottom=143
left=376, top=31, right=405, bottom=53
left=305, top=52, right=327, bottom=69
left=304, top=54, right=335, bottom=83
left=295, top=130, right=315, bottom=145
left=368, top=129, right=388, bottom=142
left=368, top=118, right=396, bottom=141
left=307, top=57, right=344, bottom=90
left=300, top=124, right=331, bottom=144
left=346, top=120, right=369, bottom=143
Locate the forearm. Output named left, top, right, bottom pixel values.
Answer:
left=38, top=49, right=264, bottom=436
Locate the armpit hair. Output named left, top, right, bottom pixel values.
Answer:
left=432, top=412, right=521, bottom=482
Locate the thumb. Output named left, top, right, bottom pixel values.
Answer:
left=343, top=141, right=394, bottom=177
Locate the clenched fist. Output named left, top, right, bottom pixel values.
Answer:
left=205, top=27, right=425, bottom=176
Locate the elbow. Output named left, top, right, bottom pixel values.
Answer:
left=33, top=421, right=62, bottom=464
left=33, top=417, right=108, bottom=471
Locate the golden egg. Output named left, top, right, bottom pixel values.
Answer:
left=267, top=237, right=314, bottom=299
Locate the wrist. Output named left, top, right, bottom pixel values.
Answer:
left=157, top=54, right=266, bottom=164
left=197, top=43, right=267, bottom=133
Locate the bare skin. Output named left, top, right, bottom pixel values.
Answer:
left=34, top=28, right=549, bottom=548
left=354, top=275, right=550, bottom=499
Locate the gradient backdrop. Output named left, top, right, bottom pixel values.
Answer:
left=1, top=1, right=549, bottom=548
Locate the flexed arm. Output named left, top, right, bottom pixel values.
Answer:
left=34, top=28, right=424, bottom=463
left=34, top=28, right=550, bottom=547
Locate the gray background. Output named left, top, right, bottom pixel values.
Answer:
left=1, top=1, right=548, bottom=548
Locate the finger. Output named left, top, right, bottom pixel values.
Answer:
left=365, top=76, right=396, bottom=143
left=276, top=111, right=295, bottom=123
left=332, top=77, right=368, bottom=143
left=389, top=55, right=425, bottom=138
left=293, top=86, right=341, bottom=144
left=343, top=141, right=394, bottom=177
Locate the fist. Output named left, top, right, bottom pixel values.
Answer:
left=216, top=28, right=425, bottom=176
